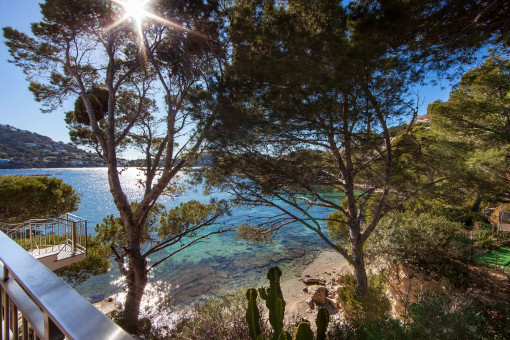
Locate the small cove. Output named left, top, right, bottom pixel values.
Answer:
left=0, top=167, right=340, bottom=311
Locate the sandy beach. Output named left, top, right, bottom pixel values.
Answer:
left=280, top=249, right=352, bottom=323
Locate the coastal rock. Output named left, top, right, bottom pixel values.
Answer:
left=303, top=287, right=308, bottom=293
left=325, top=297, right=340, bottom=310
left=305, top=298, right=315, bottom=309
left=302, top=278, right=326, bottom=285
left=310, top=286, right=329, bottom=305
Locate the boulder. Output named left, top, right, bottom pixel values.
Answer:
left=325, top=297, right=340, bottom=310
left=305, top=298, right=315, bottom=309
left=302, top=278, right=326, bottom=285
left=310, top=286, right=329, bottom=305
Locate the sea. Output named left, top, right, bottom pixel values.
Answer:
left=0, top=167, right=339, bottom=326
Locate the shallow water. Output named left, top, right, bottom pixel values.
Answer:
left=0, top=168, right=339, bottom=313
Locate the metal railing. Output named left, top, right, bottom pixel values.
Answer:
left=0, top=231, right=134, bottom=340
left=0, top=214, right=87, bottom=259
left=499, top=211, right=510, bottom=232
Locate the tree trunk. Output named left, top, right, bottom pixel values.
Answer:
left=470, top=191, right=483, bottom=213
left=120, top=249, right=148, bottom=334
left=352, top=239, right=369, bottom=295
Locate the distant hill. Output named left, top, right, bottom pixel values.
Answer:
left=0, top=125, right=104, bottom=168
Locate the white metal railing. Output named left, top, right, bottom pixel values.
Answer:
left=0, top=214, right=87, bottom=260
left=500, top=211, right=510, bottom=232
left=0, top=231, right=134, bottom=340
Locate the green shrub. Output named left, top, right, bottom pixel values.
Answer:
left=0, top=175, right=80, bottom=222
left=368, top=212, right=462, bottom=269
left=328, top=318, right=407, bottom=340
left=406, top=294, right=510, bottom=340
left=174, top=290, right=262, bottom=340
left=336, top=272, right=390, bottom=322
left=330, top=294, right=510, bottom=340
left=475, top=229, right=497, bottom=249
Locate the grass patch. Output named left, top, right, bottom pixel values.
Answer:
left=475, top=247, right=510, bottom=267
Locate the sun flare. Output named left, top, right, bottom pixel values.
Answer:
left=106, top=0, right=209, bottom=56
left=123, top=0, right=149, bottom=24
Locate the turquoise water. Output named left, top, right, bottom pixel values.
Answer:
left=0, top=168, right=339, bottom=313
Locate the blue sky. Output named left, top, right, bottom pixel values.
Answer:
left=0, top=1, right=72, bottom=143
left=0, top=1, right=463, bottom=159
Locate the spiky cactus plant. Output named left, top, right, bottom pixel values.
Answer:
left=316, top=308, right=330, bottom=340
left=246, top=288, right=262, bottom=340
left=258, top=267, right=286, bottom=340
left=294, top=320, right=314, bottom=340
left=278, top=332, right=292, bottom=340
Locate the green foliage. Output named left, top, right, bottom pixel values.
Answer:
left=315, top=308, right=329, bottom=340
left=329, top=317, right=407, bottom=340
left=278, top=332, right=292, bottom=340
left=336, top=272, right=390, bottom=322
left=95, top=203, right=163, bottom=246
left=406, top=294, right=510, bottom=340
left=55, top=235, right=111, bottom=287
left=174, top=290, right=261, bottom=340
left=246, top=288, right=262, bottom=340
left=369, top=212, right=462, bottom=268
left=0, top=175, right=80, bottom=222
left=258, top=267, right=286, bottom=340
left=245, top=267, right=331, bottom=340
left=236, top=224, right=273, bottom=243
left=330, top=293, right=510, bottom=340
left=294, top=320, right=313, bottom=340
left=158, top=200, right=228, bottom=239
left=72, top=87, right=108, bottom=125
left=327, top=209, right=350, bottom=252
left=429, top=57, right=510, bottom=146
left=95, top=200, right=228, bottom=266
left=475, top=229, right=497, bottom=249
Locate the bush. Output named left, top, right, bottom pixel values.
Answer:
left=406, top=294, right=510, bottom=340
left=172, top=290, right=268, bottom=340
left=330, top=293, right=510, bottom=340
left=368, top=212, right=462, bottom=269
left=328, top=318, right=407, bottom=340
left=336, top=272, right=390, bottom=322
left=475, top=229, right=497, bottom=249
left=0, top=175, right=80, bottom=222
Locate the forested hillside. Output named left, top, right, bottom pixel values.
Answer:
left=0, top=125, right=103, bottom=168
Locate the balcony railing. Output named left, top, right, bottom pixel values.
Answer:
left=0, top=231, right=134, bottom=340
left=500, top=211, right=510, bottom=232
left=0, top=214, right=87, bottom=271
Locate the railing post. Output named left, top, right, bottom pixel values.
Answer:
left=2, top=289, right=8, bottom=340
left=29, top=223, right=33, bottom=253
left=0, top=286, right=2, bottom=340
left=11, top=302, right=18, bottom=340
left=44, top=313, right=65, bottom=340
left=85, top=220, right=88, bottom=257
left=72, top=222, right=77, bottom=255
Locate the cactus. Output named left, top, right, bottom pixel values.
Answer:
left=294, top=320, right=314, bottom=340
left=258, top=267, right=286, bottom=340
left=315, top=308, right=330, bottom=340
left=245, top=267, right=330, bottom=340
left=278, top=332, right=292, bottom=340
left=246, top=288, right=262, bottom=340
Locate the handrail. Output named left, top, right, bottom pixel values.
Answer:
left=1, top=214, right=88, bottom=261
left=0, top=231, right=134, bottom=340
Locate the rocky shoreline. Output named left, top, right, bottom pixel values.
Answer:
left=93, top=249, right=352, bottom=333
left=280, top=250, right=352, bottom=326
